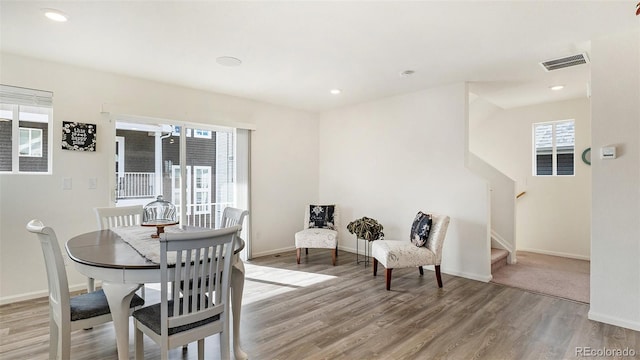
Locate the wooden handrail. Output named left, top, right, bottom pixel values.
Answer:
left=516, top=191, right=526, bottom=199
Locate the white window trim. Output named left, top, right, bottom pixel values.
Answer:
left=19, top=127, right=43, bottom=157
left=533, top=119, right=575, bottom=177
left=0, top=103, right=53, bottom=174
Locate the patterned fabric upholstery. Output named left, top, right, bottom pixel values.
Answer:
left=296, top=205, right=340, bottom=265
left=372, top=213, right=450, bottom=269
left=372, top=240, right=436, bottom=268
left=295, top=228, right=338, bottom=249
left=410, top=211, right=432, bottom=247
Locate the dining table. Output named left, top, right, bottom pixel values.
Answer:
left=65, top=226, right=248, bottom=360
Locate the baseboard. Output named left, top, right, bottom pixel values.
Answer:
left=251, top=245, right=359, bottom=259
left=518, top=248, right=590, bottom=261
left=588, top=310, right=640, bottom=331
left=440, top=267, right=492, bottom=283
left=0, top=283, right=88, bottom=306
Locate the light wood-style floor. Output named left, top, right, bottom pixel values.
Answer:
left=2, top=250, right=639, bottom=359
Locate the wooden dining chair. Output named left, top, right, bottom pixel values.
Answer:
left=93, top=205, right=145, bottom=295
left=94, top=204, right=144, bottom=230
left=26, top=219, right=144, bottom=360
left=133, top=225, right=240, bottom=360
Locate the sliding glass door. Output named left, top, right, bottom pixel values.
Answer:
left=114, top=119, right=236, bottom=226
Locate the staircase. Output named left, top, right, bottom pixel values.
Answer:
left=491, top=248, right=509, bottom=273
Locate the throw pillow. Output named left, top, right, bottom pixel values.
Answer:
left=309, top=205, right=336, bottom=230
left=410, top=211, right=432, bottom=247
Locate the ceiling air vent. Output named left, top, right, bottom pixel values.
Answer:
left=540, top=53, right=590, bottom=71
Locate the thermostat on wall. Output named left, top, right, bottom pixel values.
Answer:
left=600, top=146, right=617, bottom=159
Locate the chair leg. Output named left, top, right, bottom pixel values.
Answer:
left=198, top=339, right=205, bottom=360
left=435, top=265, right=443, bottom=288
left=296, top=248, right=301, bottom=264
left=134, top=326, right=144, bottom=359
left=373, top=258, right=378, bottom=276
left=335, top=246, right=338, bottom=257
left=86, top=277, right=95, bottom=292
left=305, top=248, right=308, bottom=254
left=332, top=250, right=336, bottom=266
left=418, top=266, right=424, bottom=276
left=49, top=314, right=59, bottom=360
left=385, top=269, right=393, bottom=291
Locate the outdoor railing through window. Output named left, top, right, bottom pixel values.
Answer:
left=117, top=172, right=156, bottom=198
left=181, top=202, right=234, bottom=229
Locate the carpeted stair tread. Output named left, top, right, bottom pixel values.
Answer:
left=491, top=248, right=509, bottom=273
left=491, top=248, right=509, bottom=263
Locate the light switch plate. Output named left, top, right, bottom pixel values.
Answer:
left=88, top=178, right=97, bottom=189
left=63, top=178, right=72, bottom=190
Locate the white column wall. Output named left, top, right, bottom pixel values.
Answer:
left=589, top=30, right=640, bottom=330
left=319, top=83, right=491, bottom=282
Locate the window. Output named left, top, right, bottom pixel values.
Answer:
left=0, top=84, right=53, bottom=174
left=533, top=120, right=575, bottom=176
left=194, top=129, right=212, bottom=139
left=193, top=166, right=211, bottom=214
left=19, top=128, right=43, bottom=157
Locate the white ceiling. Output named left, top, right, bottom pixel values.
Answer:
left=1, top=1, right=638, bottom=112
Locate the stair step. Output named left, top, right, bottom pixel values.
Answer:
left=491, top=248, right=509, bottom=273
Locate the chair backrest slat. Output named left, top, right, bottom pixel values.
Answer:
left=94, top=205, right=143, bottom=230
left=220, top=207, right=248, bottom=229
left=159, top=225, right=239, bottom=340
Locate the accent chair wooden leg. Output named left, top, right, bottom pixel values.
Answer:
left=435, top=265, right=443, bottom=288
left=373, top=258, right=378, bottom=276
left=418, top=266, right=424, bottom=276
left=385, top=268, right=393, bottom=291
left=305, top=248, right=308, bottom=255
left=332, top=250, right=336, bottom=266
left=296, top=248, right=301, bottom=264
left=335, top=246, right=338, bottom=257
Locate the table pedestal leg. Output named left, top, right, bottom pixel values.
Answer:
left=231, top=259, right=248, bottom=360
left=102, top=282, right=141, bottom=360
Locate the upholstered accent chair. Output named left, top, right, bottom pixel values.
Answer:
left=371, top=213, right=450, bottom=290
left=295, top=205, right=339, bottom=265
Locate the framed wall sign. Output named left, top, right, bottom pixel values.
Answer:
left=62, top=121, right=97, bottom=151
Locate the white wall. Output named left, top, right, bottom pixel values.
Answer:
left=0, top=53, right=318, bottom=303
left=319, top=83, right=491, bottom=282
left=589, top=30, right=640, bottom=331
left=470, top=97, right=591, bottom=259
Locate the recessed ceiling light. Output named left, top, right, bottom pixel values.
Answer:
left=329, top=89, right=342, bottom=95
left=216, top=56, right=242, bottom=67
left=400, top=70, right=415, bottom=77
left=42, top=8, right=68, bottom=22
left=550, top=85, right=565, bottom=91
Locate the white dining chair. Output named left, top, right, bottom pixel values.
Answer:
left=133, top=225, right=240, bottom=360
left=94, top=204, right=144, bottom=230
left=93, top=205, right=144, bottom=295
left=26, top=219, right=144, bottom=360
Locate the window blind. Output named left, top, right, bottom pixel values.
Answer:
left=0, top=84, right=53, bottom=107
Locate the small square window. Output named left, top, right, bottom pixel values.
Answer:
left=533, top=120, right=575, bottom=176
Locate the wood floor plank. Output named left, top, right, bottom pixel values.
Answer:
left=2, top=250, right=639, bottom=359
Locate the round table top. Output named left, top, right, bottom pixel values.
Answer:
left=66, top=228, right=245, bottom=269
